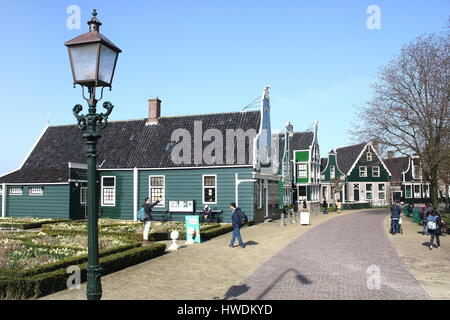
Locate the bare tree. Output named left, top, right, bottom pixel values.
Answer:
left=351, top=30, right=450, bottom=208
left=330, top=177, right=343, bottom=203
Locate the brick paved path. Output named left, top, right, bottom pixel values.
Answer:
left=224, top=210, right=431, bottom=300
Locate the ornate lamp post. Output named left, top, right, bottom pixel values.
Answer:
left=64, top=9, right=121, bottom=300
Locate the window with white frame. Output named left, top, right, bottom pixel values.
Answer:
left=101, top=177, right=116, bottom=206
left=29, top=187, right=44, bottom=196
left=405, top=185, right=412, bottom=198
left=203, top=175, right=217, bottom=204
left=255, top=180, right=262, bottom=209
left=367, top=152, right=372, bottom=161
left=424, top=185, right=430, bottom=198
left=378, top=184, right=385, bottom=200
left=80, top=187, right=87, bottom=205
left=330, top=165, right=335, bottom=179
left=298, top=163, right=307, bottom=178
left=366, top=184, right=373, bottom=200
left=149, top=176, right=165, bottom=207
left=359, top=166, right=367, bottom=177
left=0, top=185, right=2, bottom=195
left=10, top=187, right=22, bottom=196
left=372, top=166, right=380, bottom=177
left=413, top=165, right=422, bottom=179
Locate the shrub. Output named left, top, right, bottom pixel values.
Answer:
left=0, top=243, right=166, bottom=300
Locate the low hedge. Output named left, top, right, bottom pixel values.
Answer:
left=0, top=219, right=71, bottom=230
left=42, top=223, right=232, bottom=242
left=0, top=243, right=166, bottom=300
left=0, top=242, right=141, bottom=278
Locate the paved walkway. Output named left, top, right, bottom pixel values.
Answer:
left=225, top=210, right=431, bottom=300
left=41, top=209, right=358, bottom=300
left=384, top=215, right=450, bottom=300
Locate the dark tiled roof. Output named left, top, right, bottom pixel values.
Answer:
left=127, top=111, right=260, bottom=168
left=291, top=131, right=314, bottom=151
left=383, top=157, right=409, bottom=183
left=335, top=143, right=366, bottom=175
left=290, top=131, right=314, bottom=161
left=0, top=168, right=68, bottom=184
left=320, top=158, right=328, bottom=172
left=0, top=111, right=260, bottom=183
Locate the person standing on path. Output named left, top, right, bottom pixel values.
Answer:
left=322, top=200, right=328, bottom=214
left=336, top=199, right=342, bottom=214
left=390, top=202, right=401, bottom=235
left=229, top=202, right=245, bottom=249
left=142, top=197, right=160, bottom=243
left=427, top=210, right=443, bottom=250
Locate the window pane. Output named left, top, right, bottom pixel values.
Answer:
left=151, top=177, right=164, bottom=187
left=204, top=176, right=216, bottom=187
left=103, top=177, right=115, bottom=187
left=366, top=184, right=372, bottom=191
left=102, top=188, right=115, bottom=205
left=378, top=184, right=385, bottom=191
left=151, top=188, right=164, bottom=201
left=204, top=187, right=216, bottom=202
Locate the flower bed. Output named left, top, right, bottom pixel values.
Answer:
left=0, top=232, right=137, bottom=272
left=0, top=217, right=70, bottom=230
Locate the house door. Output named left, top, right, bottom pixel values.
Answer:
left=353, top=184, right=360, bottom=202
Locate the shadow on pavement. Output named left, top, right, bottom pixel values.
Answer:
left=245, top=241, right=258, bottom=246
left=222, top=284, right=250, bottom=300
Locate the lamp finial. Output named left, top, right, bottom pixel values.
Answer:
left=88, top=9, right=102, bottom=32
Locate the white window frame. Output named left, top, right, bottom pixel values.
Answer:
left=80, top=187, right=87, bottom=205
left=413, top=184, right=421, bottom=198
left=29, top=187, right=44, bottom=196
left=101, top=176, right=116, bottom=207
left=405, top=184, right=412, bottom=199
left=378, top=184, right=385, bottom=200
left=367, top=152, right=372, bottom=161
left=359, top=166, right=367, bottom=178
left=0, top=185, right=2, bottom=196
left=298, top=163, right=307, bottom=179
left=330, top=165, right=335, bottom=179
left=149, top=175, right=165, bottom=208
left=366, top=184, right=373, bottom=200
left=256, top=180, right=262, bottom=209
left=10, top=187, right=23, bottom=196
left=202, top=174, right=217, bottom=205
left=372, top=166, right=380, bottom=178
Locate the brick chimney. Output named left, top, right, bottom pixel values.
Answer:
left=147, top=98, right=161, bottom=124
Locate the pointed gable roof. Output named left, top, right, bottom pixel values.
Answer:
left=335, top=143, right=367, bottom=175
left=383, top=157, right=410, bottom=183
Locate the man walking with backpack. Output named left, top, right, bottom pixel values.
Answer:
left=427, top=209, right=443, bottom=250
left=390, top=202, right=401, bottom=235
left=229, top=202, right=246, bottom=249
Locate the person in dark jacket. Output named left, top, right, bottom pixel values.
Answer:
left=229, top=202, right=245, bottom=248
left=427, top=210, right=443, bottom=250
left=202, top=205, right=212, bottom=222
left=322, top=200, right=328, bottom=214
left=390, top=202, right=401, bottom=235
left=142, top=197, right=160, bottom=242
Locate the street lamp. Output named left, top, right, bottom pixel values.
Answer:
left=65, top=9, right=121, bottom=301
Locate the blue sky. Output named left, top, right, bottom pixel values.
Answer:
left=0, top=0, right=448, bottom=174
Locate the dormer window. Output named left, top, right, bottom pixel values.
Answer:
left=330, top=165, right=335, bottom=179
left=366, top=152, right=372, bottom=161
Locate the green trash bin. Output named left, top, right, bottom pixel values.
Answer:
left=412, top=208, right=421, bottom=223
left=404, top=206, right=410, bottom=217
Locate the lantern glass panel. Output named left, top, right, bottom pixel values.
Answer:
left=98, top=44, right=118, bottom=85
left=70, top=43, right=99, bottom=83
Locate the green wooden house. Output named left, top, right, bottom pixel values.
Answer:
left=0, top=88, right=284, bottom=224
left=291, top=121, right=321, bottom=205
left=320, top=142, right=392, bottom=206
left=384, top=155, right=431, bottom=204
